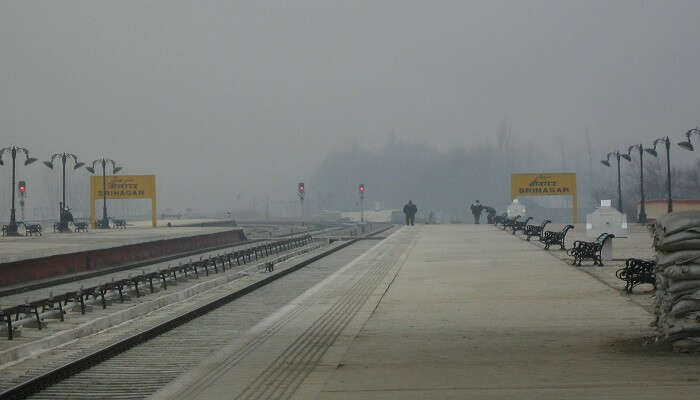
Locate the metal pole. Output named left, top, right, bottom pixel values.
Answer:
left=638, top=145, right=647, bottom=223
left=8, top=148, right=18, bottom=235
left=360, top=197, right=364, bottom=223
left=102, top=160, right=108, bottom=227
left=616, top=152, right=622, bottom=213
left=61, top=155, right=66, bottom=211
left=665, top=137, right=672, bottom=213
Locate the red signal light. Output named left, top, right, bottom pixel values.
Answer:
left=298, top=182, right=305, bottom=192
left=359, top=184, right=365, bottom=192
left=18, top=181, right=26, bottom=193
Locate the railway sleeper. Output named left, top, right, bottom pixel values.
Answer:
left=0, top=234, right=314, bottom=339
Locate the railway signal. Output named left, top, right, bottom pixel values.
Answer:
left=298, top=182, right=305, bottom=220
left=358, top=184, right=365, bottom=223
left=18, top=181, right=26, bottom=193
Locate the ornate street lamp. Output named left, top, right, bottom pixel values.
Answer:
left=625, top=144, right=647, bottom=223
left=0, top=146, right=38, bottom=236
left=644, top=137, right=673, bottom=213
left=44, top=153, right=85, bottom=232
left=85, top=158, right=122, bottom=228
left=600, top=151, right=630, bottom=213
left=678, top=127, right=700, bottom=152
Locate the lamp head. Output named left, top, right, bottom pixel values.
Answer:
left=113, top=166, right=122, bottom=174
left=644, top=148, right=658, bottom=157
left=74, top=162, right=85, bottom=170
left=24, top=157, right=38, bottom=166
left=85, top=166, right=96, bottom=174
left=678, top=141, right=694, bottom=151
left=621, top=153, right=632, bottom=161
left=43, top=161, right=54, bottom=169
left=600, top=159, right=611, bottom=167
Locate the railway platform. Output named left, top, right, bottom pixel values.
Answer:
left=153, top=225, right=699, bottom=400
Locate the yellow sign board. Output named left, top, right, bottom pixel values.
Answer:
left=510, top=173, right=577, bottom=222
left=90, top=175, right=157, bottom=227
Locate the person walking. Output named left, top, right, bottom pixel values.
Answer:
left=403, top=200, right=417, bottom=226
left=470, top=200, right=483, bottom=224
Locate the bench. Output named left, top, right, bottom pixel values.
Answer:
left=112, top=219, right=127, bottom=229
left=511, top=216, right=533, bottom=235
left=1, top=225, right=7, bottom=236
left=502, top=215, right=520, bottom=230
left=74, top=222, right=89, bottom=232
left=540, top=224, right=575, bottom=250
left=615, top=258, right=656, bottom=293
left=525, top=219, right=551, bottom=241
left=493, top=213, right=507, bottom=226
left=24, top=223, right=42, bottom=236
left=567, top=233, right=615, bottom=266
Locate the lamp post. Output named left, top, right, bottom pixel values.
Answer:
left=600, top=151, right=630, bottom=213
left=625, top=144, right=647, bottom=224
left=85, top=158, right=122, bottom=228
left=44, top=153, right=85, bottom=232
left=644, top=137, right=673, bottom=213
left=0, top=146, right=38, bottom=236
left=678, top=127, right=700, bottom=152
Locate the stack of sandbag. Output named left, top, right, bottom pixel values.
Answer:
left=652, top=211, right=700, bottom=351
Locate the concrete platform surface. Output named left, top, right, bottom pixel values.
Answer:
left=152, top=225, right=699, bottom=400
left=0, top=225, right=235, bottom=264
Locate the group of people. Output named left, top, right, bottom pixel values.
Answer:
left=469, top=200, right=497, bottom=224
left=401, top=199, right=496, bottom=226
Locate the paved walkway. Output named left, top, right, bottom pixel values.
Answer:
left=153, top=225, right=700, bottom=400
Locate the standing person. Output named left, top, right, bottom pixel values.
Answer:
left=470, top=200, right=483, bottom=224
left=403, top=200, right=418, bottom=226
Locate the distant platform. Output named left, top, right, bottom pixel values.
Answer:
left=0, top=223, right=236, bottom=264
left=0, top=221, right=245, bottom=287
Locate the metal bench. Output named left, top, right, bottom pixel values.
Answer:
left=567, top=233, right=615, bottom=266
left=493, top=213, right=507, bottom=226
left=525, top=219, right=551, bottom=241
left=112, top=219, right=127, bottom=229
left=511, top=216, right=533, bottom=235
left=24, top=223, right=42, bottom=236
left=540, top=224, right=575, bottom=250
left=502, top=215, right=520, bottom=230
left=616, top=258, right=656, bottom=293
left=74, top=222, right=89, bottom=232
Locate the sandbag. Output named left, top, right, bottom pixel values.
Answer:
left=654, top=211, right=700, bottom=236
left=670, top=300, right=700, bottom=317
left=654, top=228, right=700, bottom=246
left=661, top=264, right=700, bottom=280
left=667, top=280, right=700, bottom=293
left=655, top=250, right=700, bottom=267
left=657, top=239, right=700, bottom=252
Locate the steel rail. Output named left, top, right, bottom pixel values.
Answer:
left=0, top=225, right=393, bottom=399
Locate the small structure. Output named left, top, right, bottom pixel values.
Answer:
left=586, top=200, right=628, bottom=239
left=507, top=199, right=526, bottom=218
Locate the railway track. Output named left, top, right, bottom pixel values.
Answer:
left=0, top=225, right=393, bottom=399
left=0, top=223, right=341, bottom=299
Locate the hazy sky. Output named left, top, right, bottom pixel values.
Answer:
left=2, top=1, right=700, bottom=212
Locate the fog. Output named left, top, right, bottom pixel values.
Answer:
left=2, top=1, right=700, bottom=222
